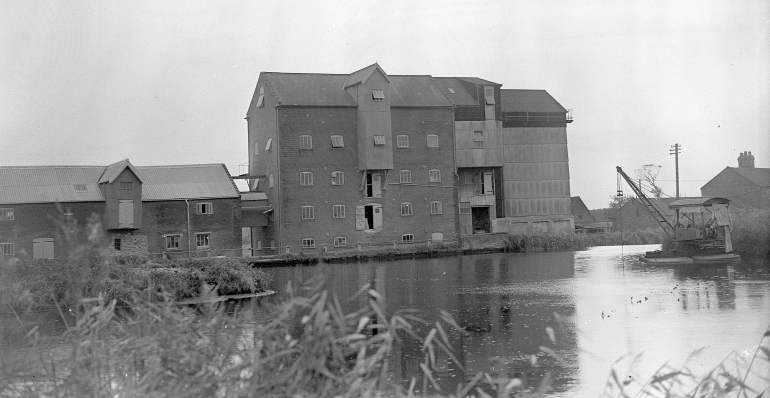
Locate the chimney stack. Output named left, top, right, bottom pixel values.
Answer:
left=738, top=151, right=755, bottom=169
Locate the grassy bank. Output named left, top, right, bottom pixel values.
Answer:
left=505, top=229, right=665, bottom=253
left=730, top=209, right=770, bottom=260
left=0, top=256, right=273, bottom=313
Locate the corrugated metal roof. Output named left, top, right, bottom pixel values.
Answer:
left=136, top=164, right=239, bottom=201
left=240, top=192, right=267, bottom=201
left=669, top=197, right=730, bottom=208
left=500, top=89, right=567, bottom=113
left=262, top=72, right=452, bottom=107
left=0, top=163, right=238, bottom=204
left=731, top=167, right=770, bottom=187
left=431, top=77, right=478, bottom=106
left=0, top=166, right=106, bottom=203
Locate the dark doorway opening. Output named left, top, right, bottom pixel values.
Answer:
left=472, top=207, right=490, bottom=233
left=365, top=206, right=374, bottom=229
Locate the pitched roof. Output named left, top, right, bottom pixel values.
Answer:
left=261, top=72, right=453, bottom=107
left=0, top=163, right=239, bottom=204
left=343, top=63, right=392, bottom=88
left=500, top=89, right=567, bottom=113
left=730, top=167, right=770, bottom=187
left=98, top=158, right=144, bottom=184
left=135, top=164, right=240, bottom=201
left=431, top=77, right=478, bottom=106
left=456, top=77, right=500, bottom=86
left=0, top=166, right=106, bottom=204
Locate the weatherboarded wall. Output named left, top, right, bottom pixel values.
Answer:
left=502, top=127, right=571, bottom=217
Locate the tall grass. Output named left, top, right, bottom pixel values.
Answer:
left=730, top=210, right=770, bottom=260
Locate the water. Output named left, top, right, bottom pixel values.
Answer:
left=266, top=245, right=770, bottom=396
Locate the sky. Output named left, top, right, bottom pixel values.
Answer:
left=1, top=0, right=768, bottom=209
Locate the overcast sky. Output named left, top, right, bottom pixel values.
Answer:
left=2, top=0, right=768, bottom=209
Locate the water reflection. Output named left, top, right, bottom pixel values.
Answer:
left=268, top=245, right=770, bottom=396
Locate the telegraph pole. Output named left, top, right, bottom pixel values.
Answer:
left=670, top=143, right=681, bottom=198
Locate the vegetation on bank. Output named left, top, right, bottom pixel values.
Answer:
left=2, top=274, right=768, bottom=397
left=504, top=229, right=665, bottom=253
left=0, top=256, right=273, bottom=313
left=730, top=210, right=770, bottom=260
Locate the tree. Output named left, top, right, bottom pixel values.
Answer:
left=635, top=164, right=664, bottom=198
left=608, top=194, right=631, bottom=211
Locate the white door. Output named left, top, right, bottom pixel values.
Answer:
left=33, top=238, right=54, bottom=259
left=373, top=204, right=383, bottom=229
left=372, top=173, right=382, bottom=198
left=483, top=172, right=494, bottom=195
left=355, top=206, right=366, bottom=230
left=118, top=200, right=134, bottom=228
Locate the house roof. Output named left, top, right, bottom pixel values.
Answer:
left=431, top=77, right=479, bottom=106
left=98, top=158, right=144, bottom=184
left=261, top=72, right=454, bottom=107
left=343, top=63, right=392, bottom=88
left=668, top=197, right=730, bottom=209
left=0, top=163, right=239, bottom=204
left=135, top=164, right=240, bottom=201
left=730, top=167, right=770, bottom=187
left=456, top=77, right=500, bottom=86
left=500, top=89, right=567, bottom=113
left=607, top=197, right=678, bottom=218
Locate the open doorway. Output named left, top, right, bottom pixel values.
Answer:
left=472, top=207, right=490, bottom=233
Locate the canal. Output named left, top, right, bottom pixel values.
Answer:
left=265, top=244, right=770, bottom=396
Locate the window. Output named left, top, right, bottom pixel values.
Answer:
left=195, top=233, right=210, bottom=248
left=301, top=206, right=315, bottom=220
left=401, top=202, right=413, bottom=216
left=365, top=172, right=382, bottom=198
left=0, top=243, right=14, bottom=256
left=197, top=202, right=213, bottom=214
left=265, top=137, right=273, bottom=151
left=301, top=238, right=315, bottom=249
left=373, top=135, right=385, bottom=146
left=331, top=135, right=344, bottom=148
left=431, top=201, right=443, bottom=214
left=399, top=170, right=412, bottom=184
left=165, top=235, right=181, bottom=251
left=333, top=237, right=347, bottom=247
left=429, top=169, right=441, bottom=183
left=397, top=135, right=409, bottom=148
left=427, top=134, right=439, bottom=148
left=119, top=181, right=133, bottom=190
left=268, top=174, right=274, bottom=188
left=473, top=131, right=484, bottom=148
left=0, top=208, right=14, bottom=221
left=465, top=174, right=475, bottom=185
left=254, top=142, right=259, bottom=156
left=459, top=202, right=471, bottom=214
left=300, top=172, right=313, bottom=186
left=401, top=234, right=414, bottom=244
left=333, top=205, right=346, bottom=219
left=331, top=171, right=344, bottom=186
left=113, top=238, right=121, bottom=251
left=484, top=86, right=495, bottom=105
left=74, top=184, right=88, bottom=192
left=300, top=135, right=312, bottom=150
left=32, top=238, right=53, bottom=259
left=256, top=86, right=265, bottom=108
left=371, top=89, right=384, bottom=101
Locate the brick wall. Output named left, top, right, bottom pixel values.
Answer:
left=273, top=107, right=457, bottom=251
left=0, top=202, right=105, bottom=260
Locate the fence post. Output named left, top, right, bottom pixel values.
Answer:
left=393, top=240, right=397, bottom=249
left=357, top=242, right=362, bottom=252
left=323, top=244, right=328, bottom=253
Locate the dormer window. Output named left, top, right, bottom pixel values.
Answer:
left=484, top=86, right=495, bottom=105
left=371, top=89, right=384, bottom=101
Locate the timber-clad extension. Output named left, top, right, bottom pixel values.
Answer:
left=243, top=64, right=575, bottom=253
